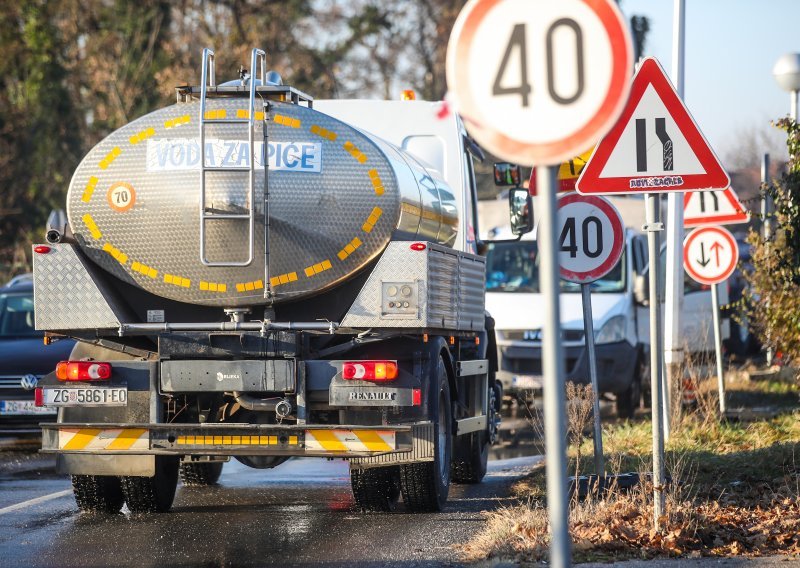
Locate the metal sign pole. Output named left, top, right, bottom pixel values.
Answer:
left=581, top=283, right=605, bottom=476
left=762, top=153, right=774, bottom=367
left=663, top=0, right=687, bottom=442
left=645, top=193, right=666, bottom=529
left=711, top=283, right=726, bottom=415
left=538, top=165, right=571, bottom=568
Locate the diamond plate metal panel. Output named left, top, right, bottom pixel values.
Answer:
left=33, top=244, right=122, bottom=331
left=341, top=242, right=485, bottom=331
left=65, top=97, right=458, bottom=308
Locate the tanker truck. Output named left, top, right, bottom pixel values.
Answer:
left=32, top=48, right=532, bottom=514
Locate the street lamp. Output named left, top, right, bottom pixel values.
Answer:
left=773, top=53, right=800, bottom=120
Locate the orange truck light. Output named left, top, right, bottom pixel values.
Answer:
left=56, top=361, right=112, bottom=381
left=342, top=360, right=398, bottom=382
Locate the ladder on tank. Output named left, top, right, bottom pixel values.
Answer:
left=198, top=48, right=266, bottom=267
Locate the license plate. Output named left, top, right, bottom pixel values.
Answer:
left=0, top=400, right=57, bottom=416
left=43, top=387, right=127, bottom=407
left=512, top=375, right=542, bottom=390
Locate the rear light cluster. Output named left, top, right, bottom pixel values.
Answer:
left=342, top=360, right=398, bottom=382
left=56, top=361, right=112, bottom=381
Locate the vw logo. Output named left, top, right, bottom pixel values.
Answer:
left=20, top=374, right=39, bottom=390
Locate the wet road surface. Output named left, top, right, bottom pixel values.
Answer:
left=0, top=449, right=542, bottom=568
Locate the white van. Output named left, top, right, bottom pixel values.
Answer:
left=481, top=196, right=728, bottom=418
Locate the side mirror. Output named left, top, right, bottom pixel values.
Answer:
left=509, top=187, right=533, bottom=236
left=493, top=162, right=522, bottom=187
left=634, top=273, right=649, bottom=306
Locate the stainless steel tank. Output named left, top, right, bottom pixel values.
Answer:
left=66, top=98, right=459, bottom=307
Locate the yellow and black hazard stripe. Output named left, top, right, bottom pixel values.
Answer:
left=58, top=428, right=148, bottom=451
left=304, top=429, right=395, bottom=453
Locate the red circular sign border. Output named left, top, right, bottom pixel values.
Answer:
left=557, top=193, right=625, bottom=284
left=683, top=226, right=739, bottom=285
left=450, top=0, right=633, bottom=165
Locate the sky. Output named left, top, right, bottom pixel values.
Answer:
left=618, top=0, right=798, bottom=167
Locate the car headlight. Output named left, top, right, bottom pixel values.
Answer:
left=594, top=315, right=627, bottom=345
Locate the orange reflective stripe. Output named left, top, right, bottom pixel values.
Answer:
left=309, top=430, right=348, bottom=452
left=354, top=430, right=393, bottom=452
left=106, top=429, right=147, bottom=450
left=62, top=429, right=102, bottom=450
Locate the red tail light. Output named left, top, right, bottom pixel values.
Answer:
left=410, top=242, right=426, bottom=251
left=34, top=388, right=44, bottom=407
left=56, top=361, right=112, bottom=381
left=342, top=360, right=398, bottom=382
left=34, top=245, right=51, bottom=254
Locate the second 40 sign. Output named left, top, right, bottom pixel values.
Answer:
left=556, top=194, right=625, bottom=283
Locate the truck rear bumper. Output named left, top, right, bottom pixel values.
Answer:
left=40, top=422, right=432, bottom=460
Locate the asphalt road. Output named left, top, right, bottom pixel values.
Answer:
left=0, top=448, right=543, bottom=568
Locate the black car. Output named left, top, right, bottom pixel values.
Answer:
left=0, top=275, right=75, bottom=433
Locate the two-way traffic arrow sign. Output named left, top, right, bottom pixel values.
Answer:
left=683, top=226, right=739, bottom=285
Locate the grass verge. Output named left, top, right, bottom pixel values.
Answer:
left=463, top=374, right=800, bottom=563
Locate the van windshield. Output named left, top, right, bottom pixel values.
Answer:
left=485, top=240, right=626, bottom=293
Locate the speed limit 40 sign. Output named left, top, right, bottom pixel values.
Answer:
left=557, top=193, right=624, bottom=283
left=446, top=0, right=633, bottom=165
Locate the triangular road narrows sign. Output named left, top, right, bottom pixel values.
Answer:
left=576, top=57, right=730, bottom=195
left=683, top=187, right=749, bottom=227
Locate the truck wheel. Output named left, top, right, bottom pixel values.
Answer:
left=121, top=456, right=179, bottom=513
left=71, top=475, right=124, bottom=514
left=399, top=354, right=452, bottom=512
left=451, top=432, right=488, bottom=484
left=179, top=461, right=223, bottom=486
left=452, top=380, right=499, bottom=484
left=350, top=466, right=401, bottom=512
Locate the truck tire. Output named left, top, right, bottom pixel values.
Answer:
left=179, top=461, right=223, bottom=486
left=399, top=354, right=452, bottom=512
left=452, top=380, right=499, bottom=484
left=71, top=475, right=124, bottom=514
left=350, top=466, right=401, bottom=512
left=451, top=432, right=487, bottom=484
left=121, top=456, right=179, bottom=513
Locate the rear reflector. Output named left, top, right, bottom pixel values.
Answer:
left=34, top=388, right=44, bottom=407
left=33, top=245, right=51, bottom=254
left=412, top=388, right=422, bottom=406
left=56, top=361, right=112, bottom=382
left=409, top=242, right=426, bottom=251
left=342, top=360, right=398, bottom=382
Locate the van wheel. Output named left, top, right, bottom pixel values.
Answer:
left=72, top=475, right=124, bottom=514
left=616, top=371, right=641, bottom=420
left=399, top=354, right=452, bottom=512
left=179, top=461, right=223, bottom=486
left=350, top=466, right=401, bottom=512
left=121, top=456, right=179, bottom=513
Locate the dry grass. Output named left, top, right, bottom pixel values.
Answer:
left=462, top=375, right=800, bottom=563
